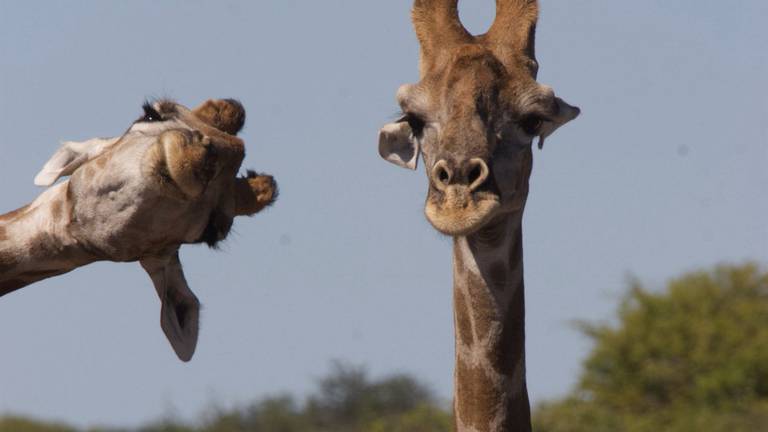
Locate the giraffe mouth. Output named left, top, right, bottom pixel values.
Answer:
left=424, top=187, right=500, bottom=236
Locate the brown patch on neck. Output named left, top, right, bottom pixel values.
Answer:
left=455, top=359, right=503, bottom=431
left=0, top=205, right=30, bottom=223
left=453, top=221, right=531, bottom=431
left=466, top=270, right=497, bottom=341
left=454, top=288, right=474, bottom=347
left=0, top=225, right=7, bottom=242
left=26, top=231, right=94, bottom=270
left=27, top=232, right=62, bottom=259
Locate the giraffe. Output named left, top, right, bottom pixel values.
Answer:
left=0, top=98, right=277, bottom=362
left=378, top=1, right=579, bottom=430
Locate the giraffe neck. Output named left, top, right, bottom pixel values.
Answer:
left=452, top=213, right=530, bottom=432
left=0, top=182, right=95, bottom=296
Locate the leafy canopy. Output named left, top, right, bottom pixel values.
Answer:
left=535, top=263, right=768, bottom=432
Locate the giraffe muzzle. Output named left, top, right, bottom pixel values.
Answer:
left=425, top=158, right=500, bottom=236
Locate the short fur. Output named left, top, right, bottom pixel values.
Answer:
left=0, top=99, right=277, bottom=361
left=378, top=2, right=580, bottom=431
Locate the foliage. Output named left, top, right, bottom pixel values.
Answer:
left=5, top=263, right=766, bottom=431
left=3, top=362, right=451, bottom=432
left=533, top=263, right=768, bottom=432
left=363, top=404, right=452, bottom=432
left=200, top=395, right=308, bottom=432
left=304, top=362, right=439, bottom=431
left=0, top=416, right=77, bottom=432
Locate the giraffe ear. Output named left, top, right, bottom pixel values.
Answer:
left=378, top=121, right=420, bottom=170
left=140, top=254, right=200, bottom=362
left=34, top=137, right=119, bottom=186
left=536, top=97, right=580, bottom=150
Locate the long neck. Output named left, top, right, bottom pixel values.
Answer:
left=452, top=213, right=530, bottom=432
left=0, top=183, right=95, bottom=296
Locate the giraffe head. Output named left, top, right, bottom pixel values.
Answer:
left=26, top=98, right=277, bottom=361
left=379, top=0, right=579, bottom=236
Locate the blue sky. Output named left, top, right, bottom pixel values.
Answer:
left=1, top=0, right=766, bottom=428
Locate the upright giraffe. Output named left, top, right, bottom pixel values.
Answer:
left=0, top=98, right=277, bottom=361
left=378, top=1, right=580, bottom=430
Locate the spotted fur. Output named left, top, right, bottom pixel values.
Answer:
left=379, top=2, right=580, bottom=431
left=0, top=98, right=277, bottom=362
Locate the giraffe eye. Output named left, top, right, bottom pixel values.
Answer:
left=403, top=113, right=425, bottom=137
left=139, top=103, right=164, bottom=123
left=520, top=115, right=544, bottom=136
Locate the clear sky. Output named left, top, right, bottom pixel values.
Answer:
left=0, top=0, right=766, bottom=428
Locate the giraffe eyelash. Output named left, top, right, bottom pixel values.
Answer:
left=395, top=111, right=426, bottom=137
left=139, top=102, right=164, bottom=123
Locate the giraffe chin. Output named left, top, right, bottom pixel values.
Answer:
left=425, top=196, right=501, bottom=237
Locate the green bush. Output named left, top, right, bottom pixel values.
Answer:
left=6, top=263, right=766, bottom=432
left=0, top=416, right=77, bottom=432
left=534, top=263, right=768, bottom=432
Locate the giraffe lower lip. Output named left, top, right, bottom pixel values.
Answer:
left=424, top=196, right=500, bottom=236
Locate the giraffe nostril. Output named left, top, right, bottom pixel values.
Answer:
left=431, top=160, right=453, bottom=191
left=468, top=165, right=482, bottom=185
left=467, top=159, right=490, bottom=192
left=438, top=167, right=450, bottom=184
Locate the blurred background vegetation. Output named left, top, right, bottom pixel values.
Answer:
left=3, top=263, right=766, bottom=432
